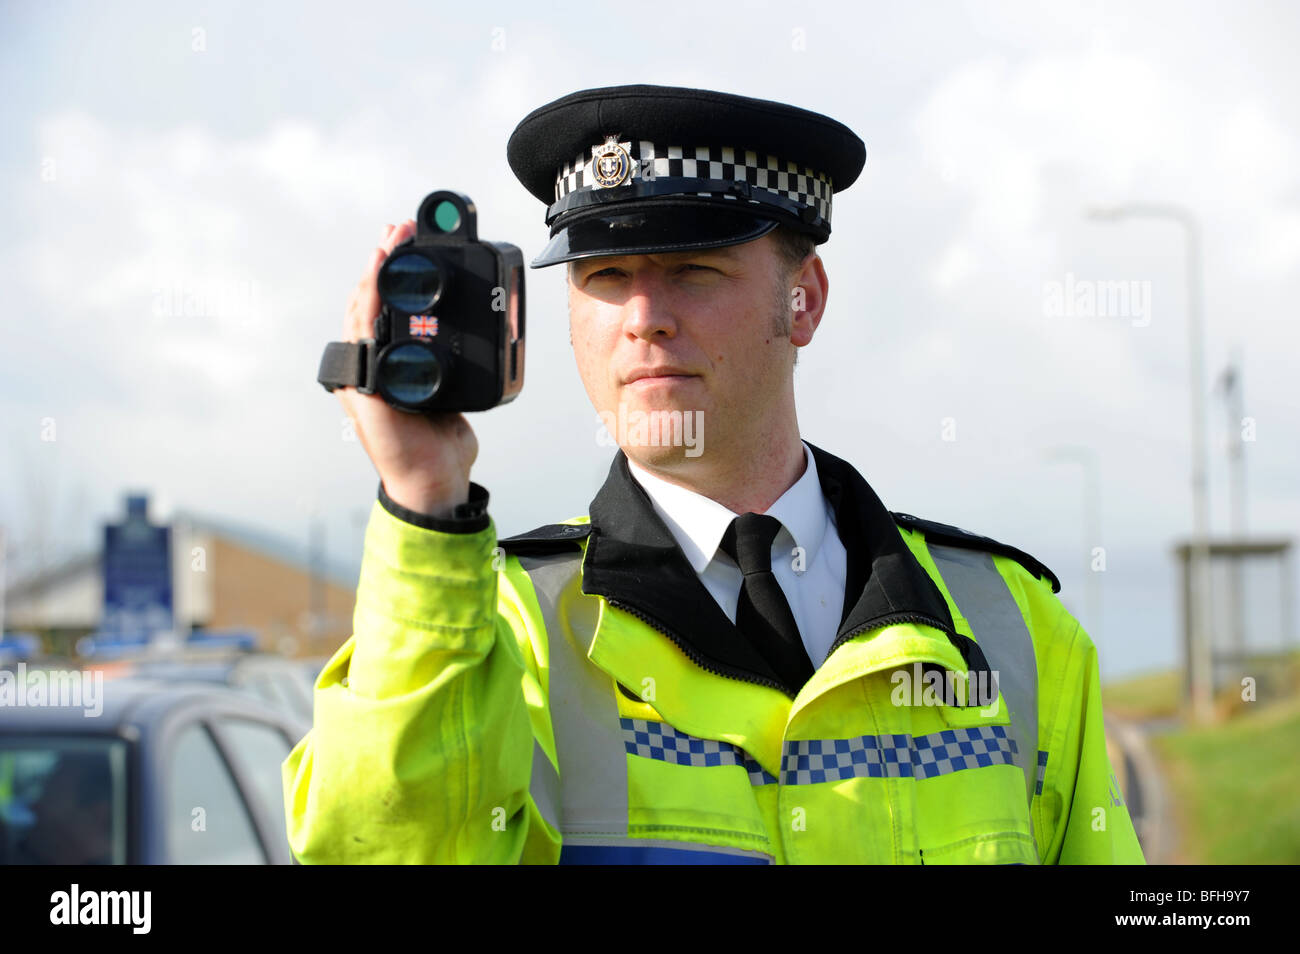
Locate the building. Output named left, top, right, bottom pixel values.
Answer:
left=3, top=495, right=358, bottom=659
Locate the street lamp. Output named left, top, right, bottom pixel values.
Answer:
left=1085, top=203, right=1214, bottom=723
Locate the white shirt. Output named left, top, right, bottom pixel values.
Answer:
left=627, top=443, right=849, bottom=668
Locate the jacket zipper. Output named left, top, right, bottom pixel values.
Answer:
left=605, top=598, right=793, bottom=696
left=826, top=612, right=958, bottom=660
left=606, top=602, right=960, bottom=697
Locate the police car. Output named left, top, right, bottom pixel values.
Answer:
left=0, top=677, right=306, bottom=864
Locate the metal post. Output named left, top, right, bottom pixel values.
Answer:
left=1086, top=203, right=1215, bottom=723
left=1219, top=350, right=1247, bottom=680
left=1183, top=215, right=1214, bottom=722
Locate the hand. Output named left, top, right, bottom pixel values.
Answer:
left=337, top=220, right=477, bottom=518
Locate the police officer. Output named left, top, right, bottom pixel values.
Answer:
left=288, top=85, right=1145, bottom=864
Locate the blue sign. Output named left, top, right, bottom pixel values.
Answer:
left=102, top=502, right=173, bottom=637
left=187, top=630, right=257, bottom=652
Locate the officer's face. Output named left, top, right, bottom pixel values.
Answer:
left=567, top=232, right=824, bottom=472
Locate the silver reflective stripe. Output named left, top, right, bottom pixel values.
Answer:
left=529, top=739, right=560, bottom=830
left=517, top=553, right=629, bottom=840
left=926, top=544, right=1038, bottom=809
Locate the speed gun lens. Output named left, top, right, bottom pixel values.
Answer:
left=379, top=341, right=443, bottom=405
left=380, top=252, right=445, bottom=314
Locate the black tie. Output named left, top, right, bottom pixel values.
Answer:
left=719, top=513, right=815, bottom=695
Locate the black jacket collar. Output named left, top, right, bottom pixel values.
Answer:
left=580, top=443, right=969, bottom=696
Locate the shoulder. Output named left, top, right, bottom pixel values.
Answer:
left=498, top=520, right=592, bottom=557
left=891, top=511, right=1061, bottom=594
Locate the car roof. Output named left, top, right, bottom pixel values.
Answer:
left=126, top=661, right=237, bottom=683
left=126, top=654, right=308, bottom=679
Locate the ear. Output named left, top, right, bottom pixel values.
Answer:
left=789, top=253, right=828, bottom=347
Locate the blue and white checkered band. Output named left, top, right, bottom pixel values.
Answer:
left=620, top=718, right=778, bottom=786
left=620, top=719, right=1019, bottom=788
left=549, top=139, right=834, bottom=230
left=782, top=726, right=1019, bottom=785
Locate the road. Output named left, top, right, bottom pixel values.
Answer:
left=1105, top=716, right=1179, bottom=864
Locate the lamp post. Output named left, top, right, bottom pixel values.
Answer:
left=1086, top=203, right=1214, bottom=723
left=1217, top=350, right=1247, bottom=676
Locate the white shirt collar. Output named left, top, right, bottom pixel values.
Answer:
left=627, top=443, right=829, bottom=573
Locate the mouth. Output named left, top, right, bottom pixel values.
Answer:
left=623, top=368, right=698, bottom=385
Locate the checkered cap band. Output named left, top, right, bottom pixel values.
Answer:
left=620, top=718, right=777, bottom=785
left=782, top=725, right=1020, bottom=785
left=555, top=140, right=833, bottom=225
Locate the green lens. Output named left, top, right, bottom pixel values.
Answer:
left=433, top=200, right=461, bottom=233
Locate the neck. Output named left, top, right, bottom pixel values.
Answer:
left=625, top=417, right=806, bottom=514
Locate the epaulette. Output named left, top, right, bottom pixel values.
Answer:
left=891, top=512, right=1061, bottom=594
left=498, top=523, right=592, bottom=557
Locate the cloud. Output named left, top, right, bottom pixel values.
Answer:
left=5, top=4, right=1298, bottom=683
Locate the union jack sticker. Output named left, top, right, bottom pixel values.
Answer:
left=409, top=315, right=438, bottom=337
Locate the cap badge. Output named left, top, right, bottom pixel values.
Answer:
left=590, top=135, right=631, bottom=188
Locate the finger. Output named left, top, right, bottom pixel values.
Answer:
left=389, top=219, right=415, bottom=246
left=357, top=220, right=419, bottom=336
left=384, top=218, right=414, bottom=249
left=350, top=219, right=420, bottom=341
left=361, top=226, right=394, bottom=281
left=352, top=244, right=388, bottom=339
left=344, top=283, right=359, bottom=340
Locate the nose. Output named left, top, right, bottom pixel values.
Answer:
left=620, top=271, right=677, bottom=341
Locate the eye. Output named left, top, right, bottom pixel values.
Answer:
left=586, top=267, right=625, bottom=280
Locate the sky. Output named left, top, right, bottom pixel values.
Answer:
left=2, top=0, right=1298, bottom=682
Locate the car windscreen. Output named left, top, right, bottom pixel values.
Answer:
left=0, top=736, right=129, bottom=865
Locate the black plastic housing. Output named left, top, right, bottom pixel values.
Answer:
left=363, top=190, right=525, bottom=412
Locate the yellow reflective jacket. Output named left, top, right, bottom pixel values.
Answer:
left=283, top=444, right=1144, bottom=864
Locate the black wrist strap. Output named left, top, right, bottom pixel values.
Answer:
left=318, top=341, right=370, bottom=392
left=377, top=480, right=491, bottom=533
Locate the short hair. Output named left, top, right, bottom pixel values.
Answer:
left=770, top=225, right=817, bottom=278
left=768, top=227, right=818, bottom=358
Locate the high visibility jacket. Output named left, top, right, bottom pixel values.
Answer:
left=283, top=444, right=1144, bottom=864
